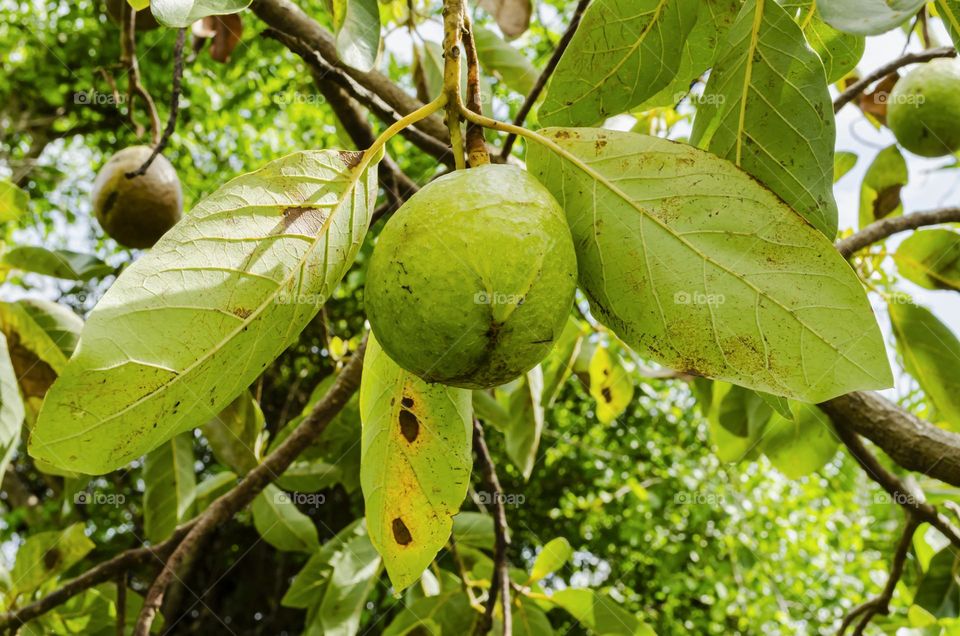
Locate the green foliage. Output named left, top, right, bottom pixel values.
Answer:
left=895, top=229, right=960, bottom=291
left=859, top=144, right=908, bottom=228
left=819, top=0, right=926, bottom=35
left=142, top=433, right=196, bottom=542
left=150, top=0, right=252, bottom=27
left=528, top=127, right=890, bottom=402
left=333, top=0, right=382, bottom=72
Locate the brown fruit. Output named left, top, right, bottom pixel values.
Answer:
left=104, top=0, right=160, bottom=31
left=92, top=146, right=183, bottom=249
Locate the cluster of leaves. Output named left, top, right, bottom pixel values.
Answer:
left=3, top=0, right=960, bottom=634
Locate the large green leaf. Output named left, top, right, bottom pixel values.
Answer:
left=691, top=0, right=838, bottom=237
left=359, top=335, right=473, bottom=592
left=0, top=333, right=24, bottom=483
left=549, top=588, right=655, bottom=635
left=202, top=390, right=264, bottom=474
left=539, top=0, right=699, bottom=127
left=889, top=299, right=960, bottom=430
left=936, top=0, right=960, bottom=51
left=894, top=229, right=960, bottom=292
left=333, top=0, right=381, bottom=72
left=761, top=402, right=838, bottom=478
left=818, top=0, right=925, bottom=35
left=473, top=26, right=537, bottom=95
left=859, top=144, right=907, bottom=229
left=151, top=0, right=250, bottom=27
left=527, top=128, right=891, bottom=402
left=1, top=247, right=112, bottom=282
left=143, top=433, right=196, bottom=543
left=30, top=150, right=377, bottom=474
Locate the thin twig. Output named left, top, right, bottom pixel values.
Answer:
left=461, top=9, right=490, bottom=167
left=833, top=46, right=956, bottom=113
left=119, top=1, right=161, bottom=143
left=472, top=420, right=511, bottom=636
left=442, top=0, right=467, bottom=170
left=837, top=514, right=919, bottom=636
left=0, top=522, right=196, bottom=630
left=133, top=342, right=367, bottom=636
left=500, top=0, right=591, bottom=159
left=127, top=28, right=187, bottom=179
left=835, top=207, right=960, bottom=258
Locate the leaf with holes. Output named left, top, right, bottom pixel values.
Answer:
left=359, top=335, right=473, bottom=592
left=30, top=150, right=377, bottom=475
left=889, top=299, right=960, bottom=431
left=540, top=0, right=699, bottom=127
left=151, top=0, right=249, bottom=27
left=894, top=229, right=960, bottom=292
left=818, top=0, right=925, bottom=35
left=143, top=432, right=196, bottom=542
left=527, top=128, right=891, bottom=402
left=691, top=0, right=838, bottom=237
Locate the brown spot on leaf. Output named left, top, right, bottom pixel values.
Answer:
left=601, top=387, right=613, bottom=403
left=43, top=548, right=62, bottom=571
left=873, top=184, right=903, bottom=220
left=399, top=409, right=419, bottom=442
left=232, top=307, right=252, bottom=319
left=392, top=518, right=413, bottom=545
left=339, top=150, right=364, bottom=168
left=401, top=396, right=414, bottom=408
left=278, top=206, right=330, bottom=236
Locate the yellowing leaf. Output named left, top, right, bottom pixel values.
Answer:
left=529, top=537, right=572, bottom=583
left=588, top=346, right=633, bottom=423
left=894, top=229, right=960, bottom=292
left=359, top=335, right=473, bottom=592
left=30, top=150, right=377, bottom=474
left=527, top=128, right=891, bottom=402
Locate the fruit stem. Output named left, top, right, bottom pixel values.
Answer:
left=442, top=0, right=467, bottom=169
left=356, top=94, right=448, bottom=177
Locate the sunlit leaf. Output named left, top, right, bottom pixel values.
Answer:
left=359, top=335, right=473, bottom=591
left=797, top=4, right=865, bottom=83
left=151, top=0, right=250, bottom=27
left=588, top=346, right=634, bottom=423
left=833, top=151, right=858, bottom=182
left=31, top=150, right=377, bottom=474
left=549, top=588, right=656, bottom=635
left=529, top=537, right=573, bottom=583
left=894, top=229, right=960, bottom=292
left=527, top=128, right=891, bottom=402
left=0, top=180, right=28, bottom=222
left=692, top=0, right=837, bottom=237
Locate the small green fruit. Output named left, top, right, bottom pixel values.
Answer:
left=887, top=59, right=960, bottom=158
left=365, top=164, right=577, bottom=389
left=92, top=146, right=183, bottom=249
left=104, top=0, right=160, bottom=31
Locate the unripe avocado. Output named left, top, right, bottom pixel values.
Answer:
left=365, top=164, right=578, bottom=389
left=887, top=59, right=960, bottom=157
left=91, top=146, right=183, bottom=249
left=105, top=0, right=160, bottom=31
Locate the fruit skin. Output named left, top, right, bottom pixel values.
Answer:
left=887, top=59, right=960, bottom=158
left=104, top=0, right=160, bottom=31
left=365, top=164, right=577, bottom=389
left=92, top=146, right=183, bottom=249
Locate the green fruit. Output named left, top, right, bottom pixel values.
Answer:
left=104, top=0, right=160, bottom=30
left=92, top=146, right=183, bottom=249
left=887, top=59, right=960, bottom=158
left=366, top=164, right=577, bottom=389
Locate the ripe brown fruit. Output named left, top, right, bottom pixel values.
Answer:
left=91, top=146, right=183, bottom=249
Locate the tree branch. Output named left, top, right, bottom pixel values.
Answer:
left=442, top=0, right=466, bottom=170
left=837, top=513, right=918, bottom=636
left=500, top=0, right=591, bottom=159
left=0, top=522, right=196, bottom=630
left=261, top=27, right=454, bottom=166
left=833, top=46, right=956, bottom=113
left=250, top=0, right=449, bottom=143
left=126, top=28, right=187, bottom=179
left=133, top=342, right=367, bottom=636
left=460, top=10, right=490, bottom=167
left=835, top=207, right=960, bottom=258
left=472, top=420, right=511, bottom=636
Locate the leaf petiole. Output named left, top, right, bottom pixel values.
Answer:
left=356, top=94, right=448, bottom=176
